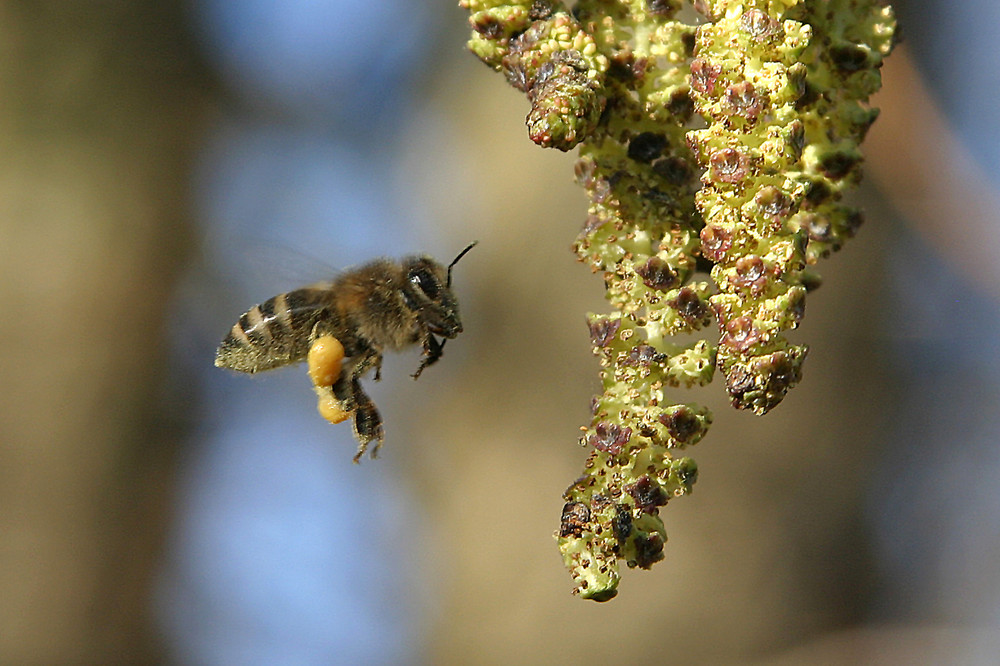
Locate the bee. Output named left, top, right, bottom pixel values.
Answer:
left=216, top=242, right=477, bottom=462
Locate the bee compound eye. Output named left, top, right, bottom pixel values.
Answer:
left=409, top=268, right=441, bottom=300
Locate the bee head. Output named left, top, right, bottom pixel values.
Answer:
left=402, top=255, right=464, bottom=338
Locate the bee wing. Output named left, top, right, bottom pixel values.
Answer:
left=215, top=281, right=336, bottom=373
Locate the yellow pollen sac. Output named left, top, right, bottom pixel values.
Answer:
left=308, top=335, right=345, bottom=388
left=315, top=389, right=350, bottom=424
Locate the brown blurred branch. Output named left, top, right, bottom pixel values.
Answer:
left=0, top=3, right=213, bottom=663
left=866, top=45, right=1000, bottom=296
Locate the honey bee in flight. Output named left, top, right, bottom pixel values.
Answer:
left=216, top=243, right=477, bottom=462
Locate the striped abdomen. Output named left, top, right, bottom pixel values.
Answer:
left=215, top=283, right=336, bottom=373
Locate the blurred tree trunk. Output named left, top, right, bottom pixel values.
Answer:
left=0, top=2, right=212, bottom=662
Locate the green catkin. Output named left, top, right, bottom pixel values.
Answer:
left=459, top=0, right=895, bottom=600
left=688, top=0, right=895, bottom=415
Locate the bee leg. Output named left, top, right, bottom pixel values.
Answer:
left=333, top=347, right=384, bottom=462
left=411, top=334, right=444, bottom=380
left=351, top=348, right=382, bottom=381
left=350, top=382, right=384, bottom=463
left=331, top=373, right=355, bottom=411
left=331, top=348, right=382, bottom=409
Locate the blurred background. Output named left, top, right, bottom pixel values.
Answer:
left=2, top=0, right=999, bottom=664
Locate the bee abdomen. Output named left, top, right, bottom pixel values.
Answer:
left=215, top=286, right=333, bottom=374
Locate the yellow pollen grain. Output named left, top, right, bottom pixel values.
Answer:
left=316, top=389, right=350, bottom=424
left=308, top=335, right=345, bottom=388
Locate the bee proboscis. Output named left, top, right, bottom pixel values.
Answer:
left=215, top=243, right=477, bottom=462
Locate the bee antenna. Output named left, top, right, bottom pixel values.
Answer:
left=447, top=241, right=478, bottom=287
